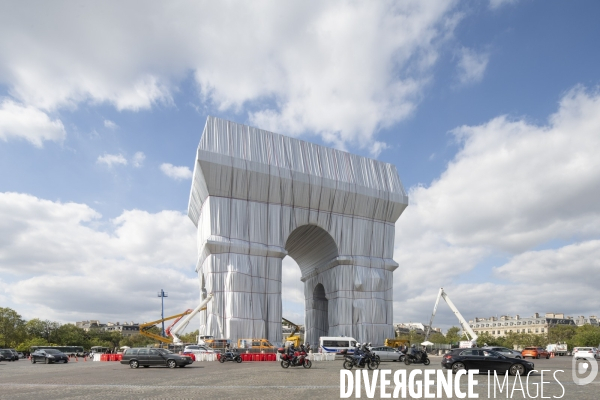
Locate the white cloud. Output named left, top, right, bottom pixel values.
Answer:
left=0, top=192, right=198, bottom=323
left=489, top=0, right=519, bottom=10
left=132, top=151, right=145, bottom=167
left=456, top=47, right=489, bottom=85
left=160, top=163, right=192, bottom=180
left=104, top=119, right=117, bottom=129
left=97, top=153, right=128, bottom=167
left=0, top=99, right=65, bottom=147
left=0, top=1, right=462, bottom=150
left=392, top=86, right=600, bottom=326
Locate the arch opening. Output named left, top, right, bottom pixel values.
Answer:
left=284, top=224, right=339, bottom=345
left=285, top=224, right=339, bottom=277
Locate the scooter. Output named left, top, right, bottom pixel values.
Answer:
left=404, top=349, right=430, bottom=365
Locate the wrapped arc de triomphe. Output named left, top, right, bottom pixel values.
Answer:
left=188, top=116, right=408, bottom=346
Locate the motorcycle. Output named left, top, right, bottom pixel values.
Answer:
left=342, top=346, right=379, bottom=370
left=404, top=349, right=430, bottom=365
left=219, top=348, right=242, bottom=363
left=278, top=344, right=312, bottom=369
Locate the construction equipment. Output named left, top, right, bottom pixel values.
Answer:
left=282, top=317, right=303, bottom=347
left=424, top=287, right=478, bottom=347
left=384, top=338, right=410, bottom=349
left=139, top=294, right=214, bottom=344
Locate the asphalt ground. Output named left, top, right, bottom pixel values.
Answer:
left=0, top=355, right=598, bottom=399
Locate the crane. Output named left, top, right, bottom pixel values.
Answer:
left=424, top=288, right=478, bottom=347
left=139, top=293, right=213, bottom=344
left=282, top=317, right=302, bottom=347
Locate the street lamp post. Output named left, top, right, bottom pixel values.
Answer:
left=157, top=289, right=168, bottom=337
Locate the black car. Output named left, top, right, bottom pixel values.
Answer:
left=120, top=348, right=194, bottom=369
left=31, top=349, right=69, bottom=364
left=441, top=348, right=534, bottom=376
left=8, top=349, right=20, bottom=361
left=0, top=349, right=17, bottom=361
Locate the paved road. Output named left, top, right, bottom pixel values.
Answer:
left=0, top=355, right=598, bottom=399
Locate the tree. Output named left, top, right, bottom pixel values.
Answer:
left=120, top=334, right=158, bottom=348
left=0, top=307, right=26, bottom=347
left=429, top=332, right=447, bottom=344
left=548, top=325, right=577, bottom=344
left=445, top=327, right=461, bottom=345
left=53, top=324, right=89, bottom=347
left=571, top=325, right=600, bottom=348
left=179, top=329, right=199, bottom=344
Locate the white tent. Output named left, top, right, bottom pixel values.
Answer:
left=421, top=341, right=434, bottom=346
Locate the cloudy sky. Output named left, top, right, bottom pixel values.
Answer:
left=1, top=1, right=600, bottom=333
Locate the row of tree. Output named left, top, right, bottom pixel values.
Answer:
left=397, top=324, right=600, bottom=350
left=0, top=307, right=198, bottom=352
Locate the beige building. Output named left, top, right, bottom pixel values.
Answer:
left=468, top=313, right=597, bottom=337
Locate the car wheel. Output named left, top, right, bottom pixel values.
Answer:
left=404, top=358, right=411, bottom=365
left=535, top=354, right=540, bottom=359
left=129, top=360, right=139, bottom=369
left=343, top=360, right=353, bottom=370
left=510, top=363, right=525, bottom=376
left=45, top=358, right=49, bottom=364
left=303, top=359, right=312, bottom=369
left=424, top=358, right=431, bottom=366
left=281, top=360, right=290, bottom=369
left=452, top=362, right=465, bottom=374
left=167, top=360, right=177, bottom=369
left=399, top=355, right=405, bottom=362
left=235, top=356, right=242, bottom=363
left=31, top=358, right=35, bottom=364
left=64, top=359, right=68, bottom=363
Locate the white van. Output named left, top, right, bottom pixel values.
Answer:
left=319, top=337, right=357, bottom=354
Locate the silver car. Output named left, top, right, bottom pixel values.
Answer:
left=482, top=346, right=523, bottom=359
left=369, top=346, right=403, bottom=362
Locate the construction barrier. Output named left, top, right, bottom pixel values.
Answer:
left=308, top=353, right=336, bottom=361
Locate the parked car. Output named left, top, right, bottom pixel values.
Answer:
left=8, top=349, right=20, bottom=360
left=481, top=346, right=523, bottom=359
left=369, top=346, right=403, bottom=362
left=441, top=348, right=535, bottom=376
left=30, top=349, right=69, bottom=364
left=521, top=347, right=550, bottom=359
left=573, top=347, right=598, bottom=360
left=120, top=348, right=193, bottom=368
left=183, top=344, right=216, bottom=355
left=0, top=349, right=17, bottom=361
left=17, top=352, right=25, bottom=359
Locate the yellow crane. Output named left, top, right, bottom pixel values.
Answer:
left=282, top=317, right=303, bottom=347
left=139, top=294, right=214, bottom=344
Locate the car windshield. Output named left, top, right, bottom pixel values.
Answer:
left=45, top=349, right=61, bottom=354
left=158, top=349, right=172, bottom=354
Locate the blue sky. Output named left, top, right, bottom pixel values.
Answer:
left=1, top=0, right=600, bottom=333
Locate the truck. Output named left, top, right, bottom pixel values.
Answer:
left=546, top=343, right=568, bottom=356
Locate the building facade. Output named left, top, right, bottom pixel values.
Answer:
left=467, top=313, right=597, bottom=337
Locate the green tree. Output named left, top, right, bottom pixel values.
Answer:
left=120, top=333, right=157, bottom=348
left=445, top=327, right=461, bottom=345
left=0, top=307, right=26, bottom=347
left=571, top=325, right=600, bottom=348
left=16, top=337, right=49, bottom=352
left=429, top=332, right=447, bottom=344
left=179, top=329, right=199, bottom=344
left=53, top=324, right=89, bottom=346
left=548, top=325, right=577, bottom=344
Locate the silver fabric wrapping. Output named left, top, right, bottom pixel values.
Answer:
left=189, top=116, right=407, bottom=346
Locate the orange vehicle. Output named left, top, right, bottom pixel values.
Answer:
left=521, top=347, right=550, bottom=359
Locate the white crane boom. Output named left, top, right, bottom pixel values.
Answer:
left=425, top=288, right=478, bottom=346
left=170, top=293, right=214, bottom=345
